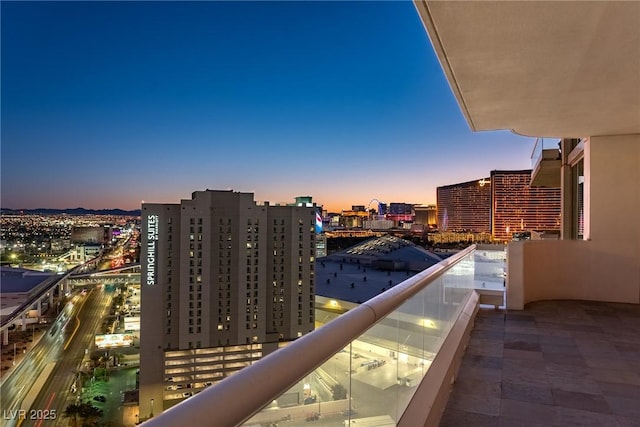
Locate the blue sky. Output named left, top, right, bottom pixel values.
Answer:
left=1, top=1, right=533, bottom=212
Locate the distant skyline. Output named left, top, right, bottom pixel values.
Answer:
left=1, top=1, right=533, bottom=213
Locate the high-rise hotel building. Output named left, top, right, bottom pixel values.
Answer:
left=436, top=178, right=492, bottom=233
left=437, top=171, right=561, bottom=241
left=491, top=170, right=561, bottom=241
left=140, top=190, right=316, bottom=416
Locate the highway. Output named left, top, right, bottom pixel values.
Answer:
left=0, top=299, right=76, bottom=427
left=0, top=288, right=112, bottom=427
left=27, top=287, right=112, bottom=427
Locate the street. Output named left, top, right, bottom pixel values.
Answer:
left=0, top=288, right=113, bottom=427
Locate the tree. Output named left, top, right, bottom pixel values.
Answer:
left=63, top=404, right=82, bottom=427
left=331, top=383, right=347, bottom=400
left=79, top=402, right=103, bottom=426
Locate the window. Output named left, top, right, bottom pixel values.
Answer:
left=574, top=158, right=585, bottom=239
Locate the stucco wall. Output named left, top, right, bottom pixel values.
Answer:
left=507, top=240, right=640, bottom=309
left=507, top=134, right=640, bottom=309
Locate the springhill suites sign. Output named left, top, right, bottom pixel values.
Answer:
left=146, top=214, right=159, bottom=286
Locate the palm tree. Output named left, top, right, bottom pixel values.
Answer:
left=63, top=403, right=82, bottom=427
left=79, top=402, right=103, bottom=426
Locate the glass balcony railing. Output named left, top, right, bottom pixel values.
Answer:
left=530, top=137, right=561, bottom=170
left=142, top=245, right=495, bottom=427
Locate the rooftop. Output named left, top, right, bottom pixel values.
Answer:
left=316, top=235, right=444, bottom=303
left=0, top=267, right=55, bottom=294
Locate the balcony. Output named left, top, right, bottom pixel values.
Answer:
left=440, top=300, right=640, bottom=426
left=141, top=245, right=507, bottom=426
left=530, top=138, right=561, bottom=188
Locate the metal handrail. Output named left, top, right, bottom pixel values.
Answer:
left=142, top=244, right=476, bottom=427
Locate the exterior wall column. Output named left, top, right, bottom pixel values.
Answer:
left=21, top=312, right=27, bottom=331
left=560, top=138, right=574, bottom=240
left=37, top=299, right=42, bottom=317
left=3, top=328, right=8, bottom=346
left=586, top=134, right=640, bottom=248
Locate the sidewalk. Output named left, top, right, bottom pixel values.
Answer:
left=122, top=404, right=140, bottom=426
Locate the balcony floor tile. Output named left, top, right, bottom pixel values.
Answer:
left=441, top=300, right=640, bottom=426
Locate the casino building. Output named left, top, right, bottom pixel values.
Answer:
left=437, top=171, right=561, bottom=242
left=436, top=178, right=492, bottom=233
left=491, top=170, right=561, bottom=242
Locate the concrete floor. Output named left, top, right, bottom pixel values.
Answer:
left=440, top=300, right=640, bottom=427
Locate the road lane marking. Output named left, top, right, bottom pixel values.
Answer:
left=63, top=289, right=93, bottom=350
left=34, top=391, right=56, bottom=427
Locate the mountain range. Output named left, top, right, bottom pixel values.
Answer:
left=1, top=208, right=141, bottom=216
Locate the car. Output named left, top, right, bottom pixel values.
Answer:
left=182, top=392, right=193, bottom=398
left=93, top=395, right=106, bottom=402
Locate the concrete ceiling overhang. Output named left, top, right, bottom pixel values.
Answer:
left=414, top=1, right=640, bottom=138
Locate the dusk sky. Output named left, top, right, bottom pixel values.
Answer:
left=1, top=1, right=533, bottom=213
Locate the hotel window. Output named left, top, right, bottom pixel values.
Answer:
left=574, top=159, right=585, bottom=240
